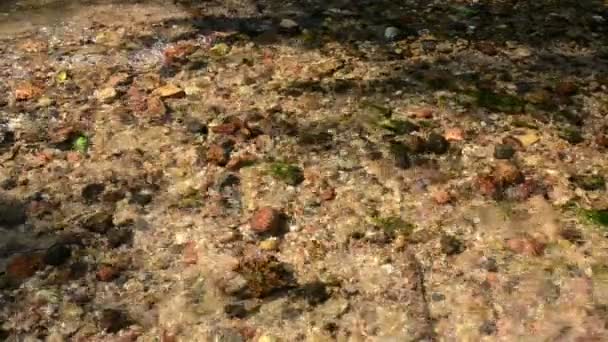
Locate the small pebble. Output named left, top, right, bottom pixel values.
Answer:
left=250, top=207, right=282, bottom=234
left=384, top=26, right=401, bottom=41
left=44, top=244, right=71, bottom=266
left=494, top=144, right=515, bottom=159
left=426, top=133, right=450, bottom=154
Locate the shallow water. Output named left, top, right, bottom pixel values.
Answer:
left=0, top=0, right=184, bottom=38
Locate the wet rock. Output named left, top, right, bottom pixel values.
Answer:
left=279, top=18, right=299, bottom=33
left=210, top=43, right=231, bottom=57
left=436, top=42, right=453, bottom=53
left=96, top=87, right=117, bottom=103
left=97, top=265, right=120, bottom=282
left=250, top=207, right=283, bottom=234
left=259, top=238, right=279, bottom=251
left=145, top=96, right=167, bottom=119
left=100, top=309, right=131, bottom=333
left=503, top=179, right=537, bottom=201
left=0, top=196, right=26, bottom=227
left=82, top=210, right=115, bottom=233
left=224, top=302, right=248, bottom=319
left=44, top=244, right=71, bottom=266
left=81, top=183, right=106, bottom=203
left=493, top=161, right=524, bottom=186
left=153, top=84, right=185, bottom=98
left=235, top=252, right=295, bottom=298
left=480, top=258, right=498, bottom=272
left=506, top=236, right=545, bottom=256
left=294, top=281, right=330, bottom=306
left=6, top=253, right=43, bottom=280
left=107, top=228, right=133, bottom=248
left=476, top=41, right=498, bottom=56
left=432, top=189, right=452, bottom=204
left=130, top=188, right=154, bottom=206
left=494, top=144, right=515, bottom=159
left=440, top=234, right=465, bottom=255
left=426, top=133, right=450, bottom=154
left=402, top=135, right=426, bottom=154
left=511, top=130, right=540, bottom=148
left=182, top=241, right=198, bottom=265
left=570, top=174, right=605, bottom=191
left=555, top=81, right=578, bottom=97
left=319, top=187, right=336, bottom=201
left=384, top=26, right=401, bottom=41
left=185, top=119, right=207, bottom=135
left=269, top=162, right=304, bottom=185
left=207, top=143, right=232, bottom=166
left=444, top=127, right=464, bottom=141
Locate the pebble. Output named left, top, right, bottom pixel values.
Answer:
left=82, top=210, right=115, bottom=233
left=153, top=84, right=185, bottom=98
left=95, top=87, right=117, bottom=103
left=494, top=144, right=515, bottom=159
left=506, top=236, right=545, bottom=256
left=279, top=18, right=299, bottom=31
left=384, top=26, right=401, bottom=41
left=44, top=244, right=72, bottom=266
left=6, top=253, right=43, bottom=280
left=81, top=183, right=106, bottom=203
left=100, top=309, right=131, bottom=333
left=493, top=161, right=523, bottom=186
left=96, top=265, right=120, bottom=282
left=206, top=143, right=231, bottom=166
left=426, top=133, right=450, bottom=154
left=259, top=238, right=279, bottom=251
left=107, top=228, right=133, bottom=248
left=258, top=335, right=280, bottom=342
left=0, top=196, right=26, bottom=226
left=250, top=207, right=282, bottom=234
left=440, top=235, right=465, bottom=255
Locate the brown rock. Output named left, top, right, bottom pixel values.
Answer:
left=163, top=43, right=195, bottom=64
left=206, top=143, right=230, bottom=166
left=596, top=134, right=608, bottom=149
left=432, top=189, right=452, bottom=204
left=153, top=84, right=185, bottom=98
left=6, top=253, right=43, bottom=280
left=182, top=241, right=198, bottom=265
left=555, top=81, right=578, bottom=97
left=410, top=107, right=434, bottom=119
left=212, top=118, right=244, bottom=135
left=444, top=127, right=464, bottom=141
left=477, top=41, right=498, bottom=56
left=320, top=187, right=336, bottom=201
left=96, top=265, right=119, bottom=282
left=250, top=207, right=282, bottom=234
left=506, top=237, right=545, bottom=256
left=145, top=96, right=167, bottom=118
left=493, top=161, right=523, bottom=186
left=14, top=82, right=42, bottom=101
left=226, top=153, right=256, bottom=170
left=127, top=86, right=147, bottom=113
left=477, top=175, right=498, bottom=197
